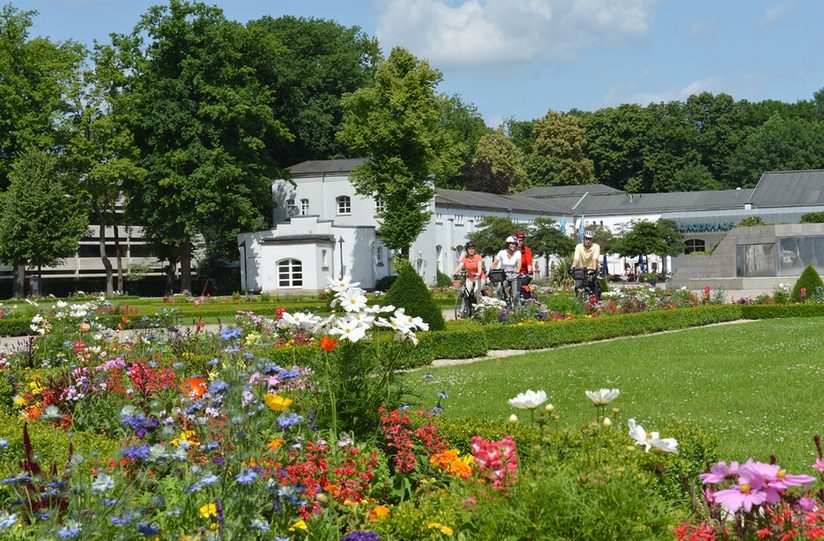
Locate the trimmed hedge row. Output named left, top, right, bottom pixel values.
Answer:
left=740, top=303, right=824, bottom=319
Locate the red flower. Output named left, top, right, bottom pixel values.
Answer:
left=320, top=336, right=337, bottom=352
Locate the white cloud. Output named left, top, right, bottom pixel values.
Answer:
left=375, top=0, right=660, bottom=69
left=623, top=77, right=721, bottom=105
left=757, top=0, right=799, bottom=30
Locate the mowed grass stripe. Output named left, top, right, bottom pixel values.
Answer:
left=407, top=317, right=824, bottom=471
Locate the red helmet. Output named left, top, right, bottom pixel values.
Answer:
left=515, top=231, right=525, bottom=239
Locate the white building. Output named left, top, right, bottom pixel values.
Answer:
left=239, top=160, right=824, bottom=294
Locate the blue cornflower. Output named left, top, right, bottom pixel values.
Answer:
left=277, top=412, right=304, bottom=431
left=102, top=498, right=117, bottom=506
left=437, top=391, right=448, bottom=399
left=207, top=357, right=219, bottom=366
left=243, top=352, right=254, bottom=359
left=429, top=406, right=443, bottom=416
left=136, top=521, right=160, bottom=536
left=235, top=468, right=258, bottom=485
left=279, top=368, right=300, bottom=379
left=398, top=404, right=410, bottom=411
left=423, top=373, right=434, bottom=380
left=220, top=327, right=241, bottom=340
left=201, top=441, right=220, bottom=451
left=342, top=531, right=382, bottom=541
left=184, top=483, right=202, bottom=494
left=122, top=445, right=151, bottom=460
left=0, top=439, right=7, bottom=449
left=111, top=513, right=132, bottom=525
left=208, top=380, right=229, bottom=394
left=263, top=364, right=282, bottom=375
left=250, top=518, right=270, bottom=532
left=91, top=473, right=115, bottom=493
left=1, top=474, right=31, bottom=485
left=58, top=521, right=82, bottom=538
left=200, top=474, right=220, bottom=485
left=0, top=511, right=17, bottom=529
left=225, top=346, right=240, bottom=353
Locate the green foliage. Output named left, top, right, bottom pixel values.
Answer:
left=613, top=219, right=684, bottom=259
left=435, top=270, right=452, bottom=287
left=740, top=303, right=824, bottom=319
left=424, top=327, right=487, bottom=359
left=435, top=94, right=489, bottom=189
left=383, top=263, right=446, bottom=331
left=338, top=47, right=458, bottom=254
left=468, top=130, right=528, bottom=193
left=529, top=217, right=575, bottom=271
left=792, top=266, right=824, bottom=301
left=736, top=216, right=766, bottom=227
left=530, top=109, right=595, bottom=186
left=800, top=211, right=824, bottom=224
left=466, top=215, right=516, bottom=257
left=0, top=149, right=89, bottom=288
left=374, top=274, right=398, bottom=292
left=667, top=160, right=722, bottom=192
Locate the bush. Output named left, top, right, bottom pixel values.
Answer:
left=420, top=328, right=488, bottom=359
left=383, top=263, right=446, bottom=331
left=792, top=265, right=824, bottom=301
left=436, top=270, right=453, bottom=287
left=373, top=274, right=397, bottom=292
left=800, top=211, right=824, bottom=223
left=736, top=216, right=766, bottom=227
left=740, top=303, right=824, bottom=319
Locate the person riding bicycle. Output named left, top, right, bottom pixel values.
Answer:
left=515, top=231, right=534, bottom=300
left=571, top=230, right=601, bottom=299
left=491, top=236, right=522, bottom=305
left=452, top=241, right=486, bottom=303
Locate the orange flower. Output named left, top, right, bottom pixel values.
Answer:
left=320, top=336, right=337, bottom=352
left=266, top=438, right=284, bottom=451
left=369, top=504, right=391, bottom=521
left=79, top=322, right=91, bottom=332
left=182, top=377, right=208, bottom=399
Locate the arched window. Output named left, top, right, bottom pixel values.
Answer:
left=336, top=196, right=351, bottom=215
left=277, top=259, right=303, bottom=287
left=684, top=239, right=706, bottom=254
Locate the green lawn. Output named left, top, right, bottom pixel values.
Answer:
left=407, top=317, right=824, bottom=471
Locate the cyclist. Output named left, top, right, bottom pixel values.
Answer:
left=570, top=230, right=601, bottom=299
left=452, top=240, right=486, bottom=304
left=491, top=236, right=522, bottom=306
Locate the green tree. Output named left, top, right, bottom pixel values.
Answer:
left=529, top=218, right=575, bottom=276
left=0, top=4, right=85, bottom=188
left=800, top=211, right=824, bottom=224
left=583, top=104, right=650, bottom=191
left=122, top=0, right=291, bottom=294
left=383, top=262, right=445, bottom=331
left=667, top=161, right=722, bottom=192
left=466, top=216, right=516, bottom=257
left=66, top=41, right=145, bottom=295
left=338, top=46, right=458, bottom=256
left=612, top=219, right=684, bottom=267
left=435, top=94, right=489, bottom=189
left=0, top=149, right=88, bottom=298
left=248, top=15, right=380, bottom=165
left=530, top=110, right=595, bottom=186
left=468, top=130, right=527, bottom=193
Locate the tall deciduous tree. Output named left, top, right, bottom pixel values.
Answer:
left=338, top=46, right=458, bottom=257
left=0, top=4, right=84, bottom=188
left=248, top=15, right=380, bottom=165
left=529, top=110, right=595, bottom=186
left=122, top=0, right=291, bottom=294
left=468, top=130, right=528, bottom=194
left=66, top=40, right=145, bottom=295
left=436, top=94, right=489, bottom=189
left=0, top=149, right=88, bottom=298
left=612, top=219, right=684, bottom=268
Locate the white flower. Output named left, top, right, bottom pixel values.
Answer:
left=627, top=418, right=678, bottom=454
left=508, top=414, right=519, bottom=424
left=339, top=288, right=368, bottom=312
left=544, top=403, right=556, bottom=413
left=602, top=417, right=613, bottom=428
left=585, top=388, right=620, bottom=406
left=91, top=472, right=115, bottom=492
left=507, top=389, right=548, bottom=410
left=40, top=405, right=62, bottom=422
left=327, top=276, right=360, bottom=294
left=328, top=318, right=367, bottom=343
left=56, top=300, right=67, bottom=309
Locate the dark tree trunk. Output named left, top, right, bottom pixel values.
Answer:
left=114, top=224, right=124, bottom=293
left=13, top=262, right=24, bottom=299
left=97, top=210, right=114, bottom=296
left=165, top=260, right=177, bottom=297
left=180, top=238, right=192, bottom=295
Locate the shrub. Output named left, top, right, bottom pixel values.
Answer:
left=436, top=270, right=453, bottom=287
left=792, top=265, right=824, bottom=301
left=383, top=263, right=446, bottom=331
left=800, top=211, right=824, bottom=223
left=373, top=274, right=397, bottom=292
left=736, top=216, right=766, bottom=227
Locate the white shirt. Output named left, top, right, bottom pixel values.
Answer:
left=495, top=249, right=522, bottom=277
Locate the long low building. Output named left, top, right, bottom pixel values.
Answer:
left=239, top=159, right=824, bottom=293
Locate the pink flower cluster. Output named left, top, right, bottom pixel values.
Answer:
left=470, top=435, right=518, bottom=491
left=700, top=459, right=816, bottom=514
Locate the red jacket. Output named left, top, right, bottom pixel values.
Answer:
left=518, top=245, right=533, bottom=274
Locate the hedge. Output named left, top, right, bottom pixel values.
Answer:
left=740, top=303, right=824, bottom=319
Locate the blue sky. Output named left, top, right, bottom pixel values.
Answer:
left=17, top=0, right=824, bottom=126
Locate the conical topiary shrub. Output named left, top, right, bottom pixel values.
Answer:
left=792, top=265, right=824, bottom=301
left=383, top=262, right=446, bottom=331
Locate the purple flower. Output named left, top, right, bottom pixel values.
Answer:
left=122, top=445, right=151, bottom=460
left=700, top=461, right=739, bottom=484
left=277, top=413, right=304, bottom=431
left=136, top=522, right=159, bottom=536
left=220, top=328, right=241, bottom=340
left=58, top=521, right=82, bottom=538
left=209, top=380, right=229, bottom=394
left=342, top=531, right=382, bottom=541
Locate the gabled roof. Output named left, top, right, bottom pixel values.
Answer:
left=748, top=170, right=824, bottom=208
left=435, top=189, right=568, bottom=215
left=518, top=184, right=622, bottom=198
left=288, top=158, right=368, bottom=177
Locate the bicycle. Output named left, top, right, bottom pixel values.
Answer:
left=452, top=271, right=477, bottom=320
left=488, top=268, right=520, bottom=310
left=569, top=267, right=601, bottom=300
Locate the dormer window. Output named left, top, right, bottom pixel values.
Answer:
left=300, top=199, right=309, bottom=215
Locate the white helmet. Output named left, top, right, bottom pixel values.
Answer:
left=583, top=231, right=595, bottom=239
left=505, top=236, right=518, bottom=244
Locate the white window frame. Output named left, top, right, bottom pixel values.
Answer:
left=277, top=258, right=303, bottom=288
left=286, top=198, right=298, bottom=217
left=300, top=199, right=309, bottom=215
left=336, top=196, right=351, bottom=215
left=375, top=198, right=385, bottom=215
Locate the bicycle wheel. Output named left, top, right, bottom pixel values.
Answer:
left=454, top=292, right=469, bottom=319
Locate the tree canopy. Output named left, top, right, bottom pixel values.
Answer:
left=612, top=219, right=684, bottom=259
left=466, top=216, right=516, bottom=257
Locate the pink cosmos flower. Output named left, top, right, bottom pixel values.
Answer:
left=713, top=472, right=768, bottom=513
left=812, top=457, right=824, bottom=473
left=700, top=461, right=740, bottom=484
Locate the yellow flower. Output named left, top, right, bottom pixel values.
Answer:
left=372, top=504, right=390, bottom=519
left=427, top=522, right=454, bottom=536
left=13, top=395, right=25, bottom=407
left=171, top=430, right=198, bottom=447
left=199, top=503, right=217, bottom=519
left=264, top=393, right=292, bottom=412
left=289, top=519, right=307, bottom=531
left=244, top=332, right=260, bottom=346
left=266, top=438, right=285, bottom=451
left=28, top=381, right=43, bottom=395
